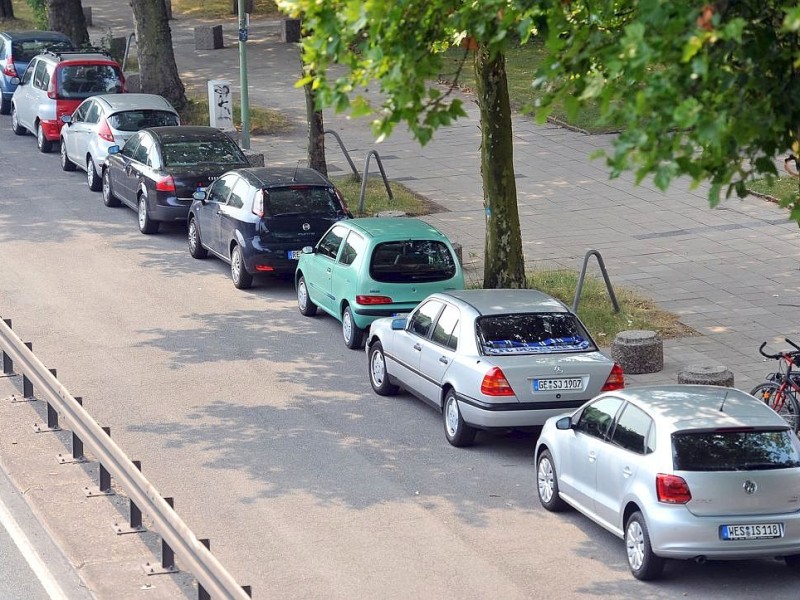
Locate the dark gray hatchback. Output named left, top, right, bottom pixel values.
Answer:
left=188, top=167, right=351, bottom=289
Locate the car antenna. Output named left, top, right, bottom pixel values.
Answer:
left=293, top=160, right=302, bottom=183
left=719, top=390, right=730, bottom=412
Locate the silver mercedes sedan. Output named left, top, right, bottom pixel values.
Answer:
left=366, top=289, right=624, bottom=447
left=535, top=385, right=800, bottom=580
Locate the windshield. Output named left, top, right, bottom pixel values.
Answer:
left=161, top=138, right=246, bottom=167
left=673, top=429, right=800, bottom=471
left=369, top=240, right=457, bottom=283
left=12, top=39, right=73, bottom=62
left=57, top=64, right=123, bottom=99
left=266, top=186, right=341, bottom=217
left=109, top=110, right=179, bottom=131
left=477, top=313, right=594, bottom=355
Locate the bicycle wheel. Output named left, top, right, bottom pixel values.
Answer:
left=751, top=382, right=800, bottom=432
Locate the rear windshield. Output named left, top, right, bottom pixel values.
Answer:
left=109, top=110, right=179, bottom=131
left=369, top=240, right=457, bottom=283
left=57, top=64, right=123, bottom=99
left=266, top=186, right=341, bottom=217
left=161, top=139, right=245, bottom=167
left=12, top=39, right=73, bottom=62
left=672, top=429, right=800, bottom=471
left=477, top=313, right=594, bottom=355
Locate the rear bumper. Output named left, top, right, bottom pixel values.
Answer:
left=646, top=504, right=800, bottom=559
left=457, top=394, right=586, bottom=429
left=243, top=240, right=302, bottom=275
left=40, top=119, right=62, bottom=141
left=151, top=196, right=193, bottom=222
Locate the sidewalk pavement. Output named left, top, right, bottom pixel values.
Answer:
left=88, top=2, right=800, bottom=391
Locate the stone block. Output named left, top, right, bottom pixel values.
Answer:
left=194, top=25, right=224, bottom=51
left=610, top=330, right=663, bottom=375
left=677, top=365, right=734, bottom=387
left=281, top=18, right=301, bottom=43
left=244, top=150, right=264, bottom=167
left=83, top=6, right=92, bottom=27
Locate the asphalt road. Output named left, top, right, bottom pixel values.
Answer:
left=2, top=123, right=800, bottom=599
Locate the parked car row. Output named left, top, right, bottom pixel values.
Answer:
left=6, top=29, right=800, bottom=585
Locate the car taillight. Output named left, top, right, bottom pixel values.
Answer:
left=97, top=118, right=114, bottom=142
left=252, top=190, right=265, bottom=218
left=47, top=76, right=56, bottom=99
left=480, top=367, right=514, bottom=397
left=355, top=295, right=393, bottom=305
left=2, top=57, right=16, bottom=77
left=601, top=363, right=625, bottom=391
left=656, top=474, right=692, bottom=504
left=335, top=188, right=349, bottom=212
left=155, top=175, right=176, bottom=192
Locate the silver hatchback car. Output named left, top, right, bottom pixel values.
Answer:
left=535, top=385, right=800, bottom=580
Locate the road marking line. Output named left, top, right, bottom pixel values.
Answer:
left=0, top=494, right=70, bottom=600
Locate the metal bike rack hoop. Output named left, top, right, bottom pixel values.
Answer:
left=572, top=249, right=620, bottom=314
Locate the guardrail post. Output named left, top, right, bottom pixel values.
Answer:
left=198, top=539, right=211, bottom=600
left=84, top=427, right=115, bottom=497
left=114, top=461, right=146, bottom=535
left=1, top=319, right=13, bottom=376
left=57, top=397, right=88, bottom=464
left=33, top=368, right=61, bottom=433
left=22, top=342, right=33, bottom=399
left=143, top=497, right=179, bottom=575
left=243, top=585, right=252, bottom=596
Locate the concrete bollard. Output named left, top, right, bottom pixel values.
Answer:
left=677, top=365, right=734, bottom=387
left=281, top=19, right=301, bottom=43
left=610, top=330, right=664, bottom=375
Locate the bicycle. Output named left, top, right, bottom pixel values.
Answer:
left=751, top=338, right=800, bottom=432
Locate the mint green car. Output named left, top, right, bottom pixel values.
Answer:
left=295, top=217, right=465, bottom=349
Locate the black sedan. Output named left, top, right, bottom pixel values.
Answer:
left=188, top=167, right=351, bottom=288
left=101, top=126, right=250, bottom=234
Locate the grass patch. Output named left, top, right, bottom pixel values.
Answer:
left=0, top=1, right=38, bottom=31
left=332, top=175, right=436, bottom=217
left=172, top=0, right=281, bottom=19
left=747, top=176, right=800, bottom=203
left=179, top=96, right=292, bottom=135
left=439, top=44, right=623, bottom=134
left=526, top=268, right=695, bottom=345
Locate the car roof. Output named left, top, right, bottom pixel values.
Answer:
left=1, top=30, right=73, bottom=43
left=91, top=93, right=176, bottom=113
left=237, top=167, right=331, bottom=188
left=145, top=126, right=237, bottom=142
left=439, top=289, right=569, bottom=315
left=612, top=385, right=786, bottom=429
left=345, top=217, right=448, bottom=240
left=42, top=51, right=117, bottom=64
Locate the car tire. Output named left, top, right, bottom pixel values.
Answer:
left=536, top=449, right=568, bottom=512
left=368, top=341, right=400, bottom=396
left=10, top=105, right=25, bottom=135
left=102, top=169, right=121, bottom=207
left=296, top=275, right=317, bottom=316
left=0, top=96, right=10, bottom=116
left=230, top=245, right=253, bottom=289
left=188, top=217, right=208, bottom=259
left=342, top=305, right=364, bottom=349
left=86, top=157, right=101, bottom=191
left=443, top=388, right=477, bottom=447
left=36, top=122, right=53, bottom=153
left=60, top=140, right=76, bottom=171
left=625, top=511, right=665, bottom=581
left=785, top=554, right=800, bottom=568
left=138, top=194, right=159, bottom=234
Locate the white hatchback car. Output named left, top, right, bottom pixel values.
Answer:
left=535, top=385, right=800, bottom=580
left=60, top=93, right=179, bottom=191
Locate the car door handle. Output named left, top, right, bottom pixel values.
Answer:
left=439, top=356, right=448, bottom=364
left=623, top=466, right=633, bottom=478
left=413, top=343, right=422, bottom=351
left=588, top=450, right=597, bottom=463
left=326, top=267, right=331, bottom=273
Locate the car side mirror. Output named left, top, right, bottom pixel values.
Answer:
left=193, top=189, right=207, bottom=202
left=302, top=246, right=314, bottom=254
left=555, top=416, right=573, bottom=430
left=107, top=145, right=120, bottom=155
left=60, top=114, right=72, bottom=124
left=391, top=317, right=407, bottom=330
left=10, top=76, right=19, bottom=85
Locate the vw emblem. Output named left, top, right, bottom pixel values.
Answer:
left=553, top=365, right=563, bottom=374
left=302, top=223, right=311, bottom=231
left=743, top=480, right=757, bottom=495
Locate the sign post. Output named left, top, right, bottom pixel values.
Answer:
left=238, top=0, right=250, bottom=149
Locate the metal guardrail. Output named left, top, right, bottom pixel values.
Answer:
left=572, top=249, right=620, bottom=314
left=0, top=318, right=251, bottom=600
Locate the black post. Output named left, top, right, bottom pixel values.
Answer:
left=47, top=368, right=59, bottom=429
left=130, top=460, right=143, bottom=529
left=57, top=397, right=86, bottom=464
left=99, top=427, right=111, bottom=492
left=198, top=539, right=211, bottom=600
left=2, top=318, right=11, bottom=375
left=161, top=497, right=176, bottom=571
left=22, top=342, right=32, bottom=398
left=243, top=585, right=252, bottom=597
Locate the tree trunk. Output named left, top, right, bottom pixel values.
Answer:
left=474, top=46, right=526, bottom=289
left=0, top=0, right=14, bottom=19
left=129, top=0, right=187, bottom=111
left=305, top=80, right=327, bottom=176
left=46, top=0, right=90, bottom=48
